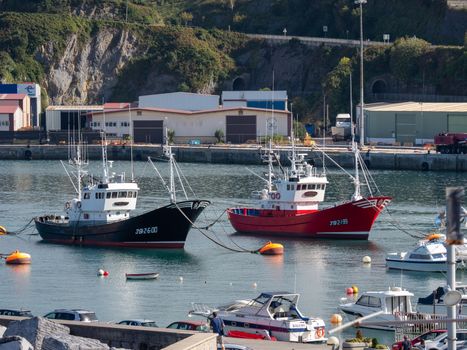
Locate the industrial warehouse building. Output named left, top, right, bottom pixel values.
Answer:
left=45, top=92, right=290, bottom=144
left=363, top=102, right=467, bottom=145
left=0, top=83, right=41, bottom=127
left=0, top=94, right=31, bottom=131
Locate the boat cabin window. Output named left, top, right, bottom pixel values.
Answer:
left=409, top=253, right=431, bottom=260
left=386, top=296, right=410, bottom=314
left=118, top=191, right=127, bottom=198
left=287, top=185, right=290, bottom=190
left=290, top=185, right=294, bottom=190
left=432, top=253, right=445, bottom=259
left=84, top=193, right=90, bottom=199
left=106, top=192, right=111, bottom=199
left=128, top=192, right=133, bottom=198
left=95, top=193, right=104, bottom=199
left=356, top=296, right=381, bottom=308
left=112, top=192, right=118, bottom=198
left=307, top=184, right=314, bottom=190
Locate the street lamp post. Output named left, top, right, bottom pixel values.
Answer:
left=355, top=0, right=367, bottom=147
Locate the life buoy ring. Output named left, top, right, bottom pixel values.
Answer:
left=65, top=202, right=71, bottom=210
left=315, top=327, right=325, bottom=338
left=77, top=201, right=82, bottom=209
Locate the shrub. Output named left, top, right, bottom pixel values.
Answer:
left=214, top=129, right=224, bottom=143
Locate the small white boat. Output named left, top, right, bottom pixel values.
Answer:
left=386, top=241, right=451, bottom=272
left=385, top=233, right=467, bottom=272
left=125, top=273, right=159, bottom=280
left=417, top=285, right=467, bottom=315
left=190, top=292, right=326, bottom=343
left=339, top=287, right=414, bottom=331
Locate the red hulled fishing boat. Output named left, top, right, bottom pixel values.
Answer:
left=228, top=137, right=390, bottom=239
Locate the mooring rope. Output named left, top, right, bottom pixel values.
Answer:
left=3, top=218, right=35, bottom=236
left=175, top=203, right=258, bottom=253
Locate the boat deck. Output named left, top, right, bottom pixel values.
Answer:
left=225, top=337, right=328, bottom=349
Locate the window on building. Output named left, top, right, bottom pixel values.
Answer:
left=137, top=111, right=142, bottom=116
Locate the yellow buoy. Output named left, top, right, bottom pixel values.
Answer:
left=258, top=241, right=284, bottom=255
left=352, top=285, right=359, bottom=294
left=5, top=250, right=31, bottom=264
left=0, top=226, right=6, bottom=235
left=330, top=314, right=343, bottom=324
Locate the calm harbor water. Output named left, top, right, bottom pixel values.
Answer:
left=0, top=159, right=466, bottom=343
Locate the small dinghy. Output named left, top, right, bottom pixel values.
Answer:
left=125, top=273, right=159, bottom=280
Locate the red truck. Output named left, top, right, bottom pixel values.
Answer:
left=434, top=132, right=467, bottom=154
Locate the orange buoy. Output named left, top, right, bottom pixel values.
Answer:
left=103, top=270, right=109, bottom=276
left=258, top=241, right=284, bottom=255
left=5, top=250, right=31, bottom=264
left=346, top=287, right=354, bottom=295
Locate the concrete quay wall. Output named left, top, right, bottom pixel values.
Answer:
left=0, top=316, right=217, bottom=350
left=0, top=144, right=466, bottom=171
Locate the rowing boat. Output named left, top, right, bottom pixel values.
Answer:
left=125, top=272, right=159, bottom=280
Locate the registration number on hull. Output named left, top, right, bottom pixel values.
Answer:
left=135, top=226, right=158, bottom=235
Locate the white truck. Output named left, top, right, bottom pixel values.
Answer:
left=331, top=113, right=351, bottom=141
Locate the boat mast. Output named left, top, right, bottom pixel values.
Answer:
left=290, top=104, right=298, bottom=177
left=350, top=72, right=362, bottom=201
left=129, top=104, right=134, bottom=182
left=166, top=127, right=176, bottom=203
left=102, top=103, right=109, bottom=183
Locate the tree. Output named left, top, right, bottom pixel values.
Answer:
left=167, top=129, right=175, bottom=144
left=389, top=36, right=431, bottom=83
left=214, top=129, right=224, bottom=143
left=180, top=11, right=193, bottom=27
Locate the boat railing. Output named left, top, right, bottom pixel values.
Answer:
left=392, top=312, right=467, bottom=341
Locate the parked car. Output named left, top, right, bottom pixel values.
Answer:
left=392, top=330, right=446, bottom=350
left=43, top=309, right=98, bottom=322
left=425, top=330, right=467, bottom=350
left=0, top=309, right=33, bottom=317
left=221, top=344, right=254, bottom=350
left=166, top=320, right=209, bottom=332
left=118, top=319, right=158, bottom=327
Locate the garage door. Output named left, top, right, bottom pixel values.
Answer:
left=396, top=113, right=416, bottom=144
left=133, top=120, right=163, bottom=144
left=448, top=115, right=467, bottom=132
left=226, top=115, right=256, bottom=144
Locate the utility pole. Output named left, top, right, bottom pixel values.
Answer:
left=446, top=187, right=465, bottom=350
left=355, top=0, right=367, bottom=147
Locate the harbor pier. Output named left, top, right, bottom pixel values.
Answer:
left=0, top=144, right=465, bottom=171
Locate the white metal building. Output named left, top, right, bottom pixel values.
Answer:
left=90, top=106, right=290, bottom=144
left=139, top=92, right=219, bottom=111
left=45, top=105, right=103, bottom=131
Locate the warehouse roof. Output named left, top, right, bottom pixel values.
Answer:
left=90, top=106, right=290, bottom=116
left=46, top=105, right=103, bottom=111
left=364, top=102, right=467, bottom=113
left=0, top=105, right=20, bottom=113
left=0, top=93, right=27, bottom=100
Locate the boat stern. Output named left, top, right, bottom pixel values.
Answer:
left=286, top=318, right=326, bottom=343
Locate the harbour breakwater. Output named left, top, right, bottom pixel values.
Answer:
left=0, top=144, right=466, bottom=171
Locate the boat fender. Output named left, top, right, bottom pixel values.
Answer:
left=271, top=193, right=276, bottom=200
left=65, top=202, right=71, bottom=210
left=77, top=201, right=82, bottom=209
left=276, top=193, right=280, bottom=200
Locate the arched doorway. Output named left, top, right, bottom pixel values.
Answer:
left=371, top=80, right=387, bottom=94
left=232, top=77, right=246, bottom=91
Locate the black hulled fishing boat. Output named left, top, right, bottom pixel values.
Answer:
left=34, top=134, right=209, bottom=248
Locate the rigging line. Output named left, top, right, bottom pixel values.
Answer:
left=174, top=203, right=254, bottom=253
left=245, top=167, right=269, bottom=183
left=312, top=145, right=356, bottom=181
left=172, top=159, right=188, bottom=200
left=175, top=160, right=197, bottom=198
left=384, top=207, right=427, bottom=238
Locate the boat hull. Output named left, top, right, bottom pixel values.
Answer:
left=34, top=200, right=209, bottom=248
left=126, top=273, right=159, bottom=280
left=228, top=197, right=390, bottom=239
left=385, top=258, right=452, bottom=272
